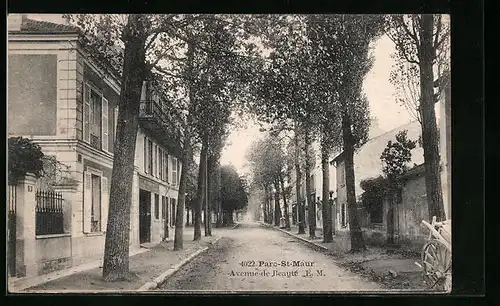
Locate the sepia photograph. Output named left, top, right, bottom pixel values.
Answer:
left=7, top=13, right=451, bottom=294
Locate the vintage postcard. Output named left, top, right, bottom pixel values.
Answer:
left=7, top=13, right=451, bottom=294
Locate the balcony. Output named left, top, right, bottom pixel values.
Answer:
left=139, top=100, right=184, bottom=157
left=90, top=134, right=101, bottom=150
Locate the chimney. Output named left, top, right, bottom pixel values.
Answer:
left=8, top=14, right=26, bottom=32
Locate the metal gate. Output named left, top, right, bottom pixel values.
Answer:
left=8, top=185, right=17, bottom=277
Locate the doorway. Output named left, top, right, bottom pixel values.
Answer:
left=139, top=189, right=151, bottom=244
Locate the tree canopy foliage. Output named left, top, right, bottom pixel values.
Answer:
left=219, top=164, right=248, bottom=213
left=380, top=130, right=418, bottom=183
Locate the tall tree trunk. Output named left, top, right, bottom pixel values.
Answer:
left=205, top=152, right=212, bottom=236
left=185, top=208, right=190, bottom=227
left=102, top=15, right=147, bottom=282
left=321, top=136, right=333, bottom=243
left=294, top=122, right=305, bottom=234
left=279, top=174, right=291, bottom=230
left=419, top=14, right=446, bottom=222
left=215, top=165, right=222, bottom=228
left=304, top=129, right=316, bottom=239
left=174, top=37, right=197, bottom=251
left=263, top=185, right=269, bottom=223
left=274, top=180, right=281, bottom=226
left=269, top=187, right=274, bottom=224
left=194, top=135, right=208, bottom=241
left=342, top=114, right=366, bottom=252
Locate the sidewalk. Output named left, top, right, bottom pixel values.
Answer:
left=261, top=222, right=428, bottom=291
left=9, top=226, right=228, bottom=293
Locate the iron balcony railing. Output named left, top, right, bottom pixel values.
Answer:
left=139, top=100, right=184, bottom=141
left=90, top=134, right=101, bottom=150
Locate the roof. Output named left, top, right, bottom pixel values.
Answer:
left=330, top=120, right=424, bottom=200
left=10, top=17, right=80, bottom=34
left=399, top=163, right=426, bottom=180
left=330, top=151, right=345, bottom=164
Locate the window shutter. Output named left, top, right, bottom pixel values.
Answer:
left=156, top=146, right=160, bottom=178
left=101, top=176, right=109, bottom=233
left=177, top=159, right=181, bottom=185
left=83, top=171, right=92, bottom=233
left=114, top=107, right=119, bottom=141
left=153, top=144, right=157, bottom=177
left=83, top=84, right=91, bottom=142
left=102, top=97, right=109, bottom=152
left=165, top=197, right=169, bottom=224
left=167, top=152, right=168, bottom=183
left=144, top=137, right=148, bottom=173
left=166, top=154, right=169, bottom=183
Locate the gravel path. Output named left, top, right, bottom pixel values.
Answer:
left=159, top=222, right=383, bottom=292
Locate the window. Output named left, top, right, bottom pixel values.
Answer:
left=83, top=83, right=109, bottom=151
left=154, top=193, right=160, bottom=220
left=170, top=198, right=176, bottom=226
left=148, top=139, right=153, bottom=174
left=90, top=174, right=102, bottom=232
left=162, top=196, right=167, bottom=220
left=153, top=144, right=157, bottom=177
left=159, top=148, right=163, bottom=180
left=144, top=137, right=148, bottom=173
left=177, top=160, right=181, bottom=183
left=165, top=152, right=169, bottom=183
left=114, top=107, right=119, bottom=141
left=83, top=170, right=108, bottom=234
left=171, top=157, right=178, bottom=185
left=157, top=146, right=161, bottom=178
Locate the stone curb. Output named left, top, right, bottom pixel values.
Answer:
left=137, top=236, right=223, bottom=291
left=258, top=221, right=329, bottom=252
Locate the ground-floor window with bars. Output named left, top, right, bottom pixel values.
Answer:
left=36, top=190, right=64, bottom=235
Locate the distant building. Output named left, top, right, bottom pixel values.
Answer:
left=331, top=77, right=451, bottom=249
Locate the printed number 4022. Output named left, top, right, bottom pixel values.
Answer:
left=239, top=260, right=255, bottom=267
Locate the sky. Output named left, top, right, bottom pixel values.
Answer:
left=23, top=14, right=418, bottom=175
left=220, top=35, right=415, bottom=175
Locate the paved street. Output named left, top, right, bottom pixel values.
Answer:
left=158, top=222, right=382, bottom=292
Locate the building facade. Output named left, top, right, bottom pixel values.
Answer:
left=288, top=140, right=336, bottom=231
left=7, top=15, right=184, bottom=278
left=331, top=84, right=451, bottom=248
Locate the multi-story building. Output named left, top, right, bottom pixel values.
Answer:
left=7, top=14, right=184, bottom=277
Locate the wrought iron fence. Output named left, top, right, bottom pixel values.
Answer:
left=35, top=190, right=64, bottom=235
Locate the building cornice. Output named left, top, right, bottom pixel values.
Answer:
left=77, top=47, right=121, bottom=95
left=8, top=33, right=79, bottom=42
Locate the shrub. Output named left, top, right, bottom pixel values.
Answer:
left=8, top=137, right=45, bottom=184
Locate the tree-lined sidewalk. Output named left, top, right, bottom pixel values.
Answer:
left=11, top=227, right=231, bottom=292
left=261, top=222, right=428, bottom=291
